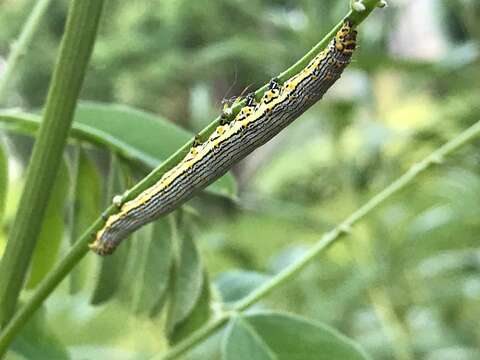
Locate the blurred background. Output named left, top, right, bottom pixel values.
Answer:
left=1, top=0, right=480, bottom=359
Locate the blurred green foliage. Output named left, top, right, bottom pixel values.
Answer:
left=1, top=0, right=480, bottom=359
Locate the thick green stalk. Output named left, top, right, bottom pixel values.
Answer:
left=0, top=0, right=380, bottom=354
left=0, top=0, right=105, bottom=329
left=0, top=0, right=54, bottom=103
left=155, top=119, right=480, bottom=360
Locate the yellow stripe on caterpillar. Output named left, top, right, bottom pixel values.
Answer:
left=90, top=19, right=357, bottom=256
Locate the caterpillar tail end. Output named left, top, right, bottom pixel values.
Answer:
left=89, top=239, right=115, bottom=256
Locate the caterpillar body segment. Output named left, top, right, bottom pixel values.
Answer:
left=90, top=20, right=357, bottom=255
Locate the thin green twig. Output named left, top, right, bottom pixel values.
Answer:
left=0, top=0, right=54, bottom=103
left=0, top=0, right=106, bottom=340
left=119, top=0, right=381, bottom=204
left=154, top=120, right=480, bottom=360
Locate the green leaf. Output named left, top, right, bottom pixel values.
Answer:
left=90, top=156, right=131, bottom=305
left=69, top=148, right=102, bottom=294
left=134, top=216, right=174, bottom=317
left=75, top=102, right=188, bottom=168
left=116, top=224, right=152, bottom=307
left=215, top=270, right=270, bottom=304
left=26, top=159, right=70, bottom=289
left=0, top=140, right=7, bottom=227
left=90, top=241, right=131, bottom=305
left=11, top=305, right=69, bottom=360
left=170, top=270, right=211, bottom=345
left=0, top=103, right=237, bottom=199
left=223, top=312, right=371, bottom=360
left=166, top=215, right=211, bottom=344
left=224, top=317, right=276, bottom=360
left=185, top=330, right=224, bottom=360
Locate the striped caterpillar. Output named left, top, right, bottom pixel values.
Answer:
left=90, top=19, right=357, bottom=255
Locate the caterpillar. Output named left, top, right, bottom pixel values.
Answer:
left=90, top=19, right=357, bottom=255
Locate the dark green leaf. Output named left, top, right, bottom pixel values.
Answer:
left=223, top=312, right=371, bottom=360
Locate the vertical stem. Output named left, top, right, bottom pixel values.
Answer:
left=0, top=0, right=55, bottom=103
left=0, top=0, right=106, bottom=328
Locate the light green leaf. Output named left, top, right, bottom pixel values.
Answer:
left=223, top=312, right=371, bottom=360
left=170, top=270, right=211, bottom=345
left=69, top=148, right=102, bottom=294
left=224, top=317, right=277, bottom=360
left=26, top=159, right=69, bottom=289
left=215, top=270, right=270, bottom=304
left=11, top=305, right=69, bottom=360
left=0, top=103, right=237, bottom=199
left=134, top=215, right=174, bottom=317
left=0, top=140, right=7, bottom=227
left=166, top=215, right=211, bottom=344
left=185, top=330, right=224, bottom=360
left=90, top=156, right=131, bottom=305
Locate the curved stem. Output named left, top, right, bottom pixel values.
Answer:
left=0, top=0, right=382, bottom=354
left=154, top=119, right=480, bottom=360
left=0, top=0, right=54, bottom=103
left=0, top=0, right=106, bottom=352
left=122, top=0, right=382, bottom=203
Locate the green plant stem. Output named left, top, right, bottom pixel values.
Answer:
left=0, top=0, right=54, bottom=103
left=235, top=118, right=480, bottom=312
left=158, top=313, right=232, bottom=360
left=0, top=0, right=105, bottom=331
left=0, top=232, right=91, bottom=356
left=154, top=118, right=480, bottom=360
left=0, top=1, right=381, bottom=354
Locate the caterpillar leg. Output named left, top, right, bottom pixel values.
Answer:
left=101, top=211, right=110, bottom=221
left=262, top=78, right=282, bottom=104
left=220, top=112, right=231, bottom=125
left=268, top=77, right=281, bottom=90
left=192, top=134, right=203, bottom=147
left=245, top=92, right=257, bottom=106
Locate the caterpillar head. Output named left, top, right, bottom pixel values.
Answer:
left=334, top=20, right=357, bottom=55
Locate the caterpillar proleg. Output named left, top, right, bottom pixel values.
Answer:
left=90, top=19, right=357, bottom=255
